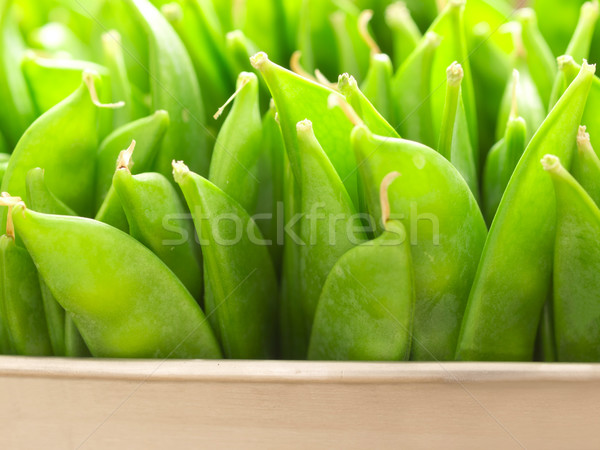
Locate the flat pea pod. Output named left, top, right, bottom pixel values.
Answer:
left=437, top=62, right=478, bottom=200
left=95, top=110, right=169, bottom=210
left=428, top=0, right=478, bottom=154
left=571, top=126, right=600, bottom=206
left=516, top=8, right=557, bottom=108
left=251, top=52, right=360, bottom=207
left=113, top=147, right=202, bottom=302
left=352, top=125, right=486, bottom=361
left=308, top=173, right=415, bottom=361
left=0, top=0, right=36, bottom=148
left=210, top=72, right=262, bottom=217
left=456, top=62, right=595, bottom=361
left=26, top=168, right=89, bottom=357
left=225, top=30, right=259, bottom=78
left=128, top=0, right=210, bottom=179
left=564, top=1, right=599, bottom=65
left=174, top=161, right=277, bottom=359
left=385, top=2, right=421, bottom=70
left=161, top=1, right=234, bottom=121
left=2, top=71, right=101, bottom=221
left=543, top=154, right=600, bottom=362
left=10, top=200, right=222, bottom=359
left=95, top=186, right=129, bottom=233
left=338, top=73, right=399, bottom=138
left=391, top=31, right=440, bottom=149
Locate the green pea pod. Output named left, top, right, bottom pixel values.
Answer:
left=496, top=55, right=545, bottom=143
left=11, top=200, right=221, bottom=359
left=225, top=30, right=259, bottom=76
left=95, top=187, right=129, bottom=232
left=251, top=52, right=359, bottom=207
left=338, top=73, right=399, bottom=138
left=292, top=119, right=366, bottom=341
left=552, top=58, right=600, bottom=154
left=210, top=72, right=262, bottom=216
left=255, top=101, right=284, bottom=272
left=360, top=53, right=394, bottom=124
left=113, top=149, right=202, bottom=301
left=516, top=9, right=557, bottom=108
left=468, top=22, right=512, bottom=156
left=437, top=62, right=478, bottom=200
left=565, top=1, right=599, bottom=64
left=330, top=7, right=370, bottom=82
left=21, top=52, right=111, bottom=114
left=95, top=110, right=170, bottom=210
left=0, top=0, right=36, bottom=148
left=28, top=22, right=89, bottom=59
left=456, top=62, right=595, bottom=361
left=26, top=167, right=89, bottom=357
left=64, top=313, right=90, bottom=357
left=101, top=31, right=135, bottom=128
left=391, top=31, right=440, bottom=149
left=352, top=125, right=486, bottom=361
left=428, top=0, right=478, bottom=155
left=0, top=233, right=52, bottom=356
left=482, top=108, right=527, bottom=224
left=542, top=154, right=600, bottom=362
left=173, top=161, right=277, bottom=359
left=2, top=71, right=101, bottom=220
left=308, top=173, right=415, bottom=361
left=385, top=2, right=421, bottom=69
left=571, top=126, right=600, bottom=206
left=161, top=1, right=234, bottom=122
left=129, top=0, right=209, bottom=179
left=535, top=298, right=556, bottom=362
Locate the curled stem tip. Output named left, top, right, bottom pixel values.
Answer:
left=83, top=71, right=125, bottom=109
left=117, top=140, right=136, bottom=171
left=314, top=69, right=337, bottom=89
left=327, top=93, right=364, bottom=127
left=213, top=73, right=252, bottom=120
left=358, top=10, right=381, bottom=55
left=289, top=51, right=318, bottom=82
left=249, top=51, right=269, bottom=70
left=446, top=61, right=464, bottom=86
left=0, top=193, right=24, bottom=239
left=380, top=172, right=401, bottom=227
left=541, top=154, right=561, bottom=172
left=510, top=69, right=520, bottom=119
left=172, top=160, right=190, bottom=184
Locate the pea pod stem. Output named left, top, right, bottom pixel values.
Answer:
left=380, top=171, right=401, bottom=228
left=357, top=9, right=381, bottom=55
left=213, top=73, right=252, bottom=120
left=82, top=70, right=125, bottom=109
left=0, top=193, right=21, bottom=239
left=577, top=125, right=593, bottom=154
left=438, top=62, right=463, bottom=161
left=327, top=93, right=363, bottom=127
left=116, top=140, right=136, bottom=171
left=290, top=50, right=318, bottom=82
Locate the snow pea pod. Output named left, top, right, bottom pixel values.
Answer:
left=429, top=0, right=478, bottom=154
left=456, top=62, right=595, bottom=361
left=482, top=77, right=527, bottom=224
left=437, top=62, right=478, bottom=200
left=352, top=125, right=486, bottom=361
left=129, top=0, right=209, bottom=179
left=0, top=197, right=52, bottom=356
left=329, top=7, right=370, bottom=82
left=385, top=2, right=421, bottom=69
left=0, top=0, right=36, bottom=148
left=543, top=154, right=600, bottom=362
left=2, top=71, right=103, bottom=220
left=113, top=146, right=202, bottom=302
left=95, top=110, right=169, bottom=210
left=26, top=168, right=89, bottom=357
left=571, top=126, right=600, bottom=206
left=9, top=198, right=221, bottom=359
left=95, top=187, right=128, bottom=233
left=308, top=172, right=415, bottom=361
left=564, top=1, right=599, bottom=65
left=338, top=73, right=399, bottom=138
left=210, top=72, right=262, bottom=217
left=173, top=161, right=277, bottom=359
left=225, top=30, right=259, bottom=77
left=392, top=31, right=440, bottom=148
left=516, top=9, right=557, bottom=108
left=289, top=119, right=365, bottom=342
left=251, top=52, right=359, bottom=207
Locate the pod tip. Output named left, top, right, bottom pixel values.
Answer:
left=337, top=72, right=358, bottom=92
left=446, top=62, right=464, bottom=86
left=226, top=29, right=244, bottom=41
left=250, top=52, right=269, bottom=70
left=577, top=125, right=592, bottom=151
left=101, top=30, right=122, bottom=47
left=582, top=59, right=597, bottom=74
left=161, top=2, right=183, bottom=22
left=296, top=119, right=313, bottom=133
left=424, top=31, right=442, bottom=47
left=117, top=140, right=136, bottom=171
left=541, top=154, right=561, bottom=172
left=583, top=0, right=599, bottom=16
left=172, top=160, right=190, bottom=184
left=385, top=2, right=411, bottom=27
left=557, top=54, right=575, bottom=70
